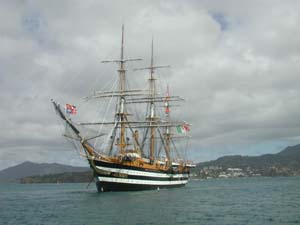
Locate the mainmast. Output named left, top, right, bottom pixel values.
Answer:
left=136, top=38, right=170, bottom=162
left=119, top=24, right=126, bottom=154
left=101, top=25, right=142, bottom=155
left=149, top=39, right=156, bottom=162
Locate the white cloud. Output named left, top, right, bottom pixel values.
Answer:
left=0, top=0, right=300, bottom=169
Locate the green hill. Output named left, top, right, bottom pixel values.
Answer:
left=195, top=144, right=300, bottom=177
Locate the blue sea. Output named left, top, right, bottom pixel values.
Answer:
left=0, top=177, right=299, bottom=225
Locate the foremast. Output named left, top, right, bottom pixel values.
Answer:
left=102, top=25, right=142, bottom=156
left=149, top=39, right=158, bottom=163
left=118, top=24, right=126, bottom=154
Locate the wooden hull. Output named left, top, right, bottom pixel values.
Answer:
left=90, top=159, right=189, bottom=192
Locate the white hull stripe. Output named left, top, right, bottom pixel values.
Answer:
left=97, top=176, right=188, bottom=186
left=95, top=165, right=189, bottom=178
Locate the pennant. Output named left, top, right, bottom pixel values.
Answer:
left=65, top=104, right=77, bottom=115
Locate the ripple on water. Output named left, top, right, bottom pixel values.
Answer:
left=0, top=177, right=299, bottom=225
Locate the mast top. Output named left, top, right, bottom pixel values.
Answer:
left=121, top=24, right=124, bottom=61
left=150, top=37, right=154, bottom=79
left=101, top=25, right=142, bottom=64
left=134, top=38, right=170, bottom=75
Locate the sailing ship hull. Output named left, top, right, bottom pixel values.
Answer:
left=91, top=160, right=189, bottom=192
left=96, top=180, right=186, bottom=192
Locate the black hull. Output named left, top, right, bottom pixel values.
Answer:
left=90, top=159, right=189, bottom=192
left=96, top=181, right=185, bottom=192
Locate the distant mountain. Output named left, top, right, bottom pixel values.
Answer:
left=0, top=161, right=89, bottom=183
left=2, top=144, right=300, bottom=183
left=20, top=171, right=93, bottom=184
left=196, top=144, right=300, bottom=176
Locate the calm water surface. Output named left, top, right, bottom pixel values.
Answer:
left=0, top=177, right=299, bottom=225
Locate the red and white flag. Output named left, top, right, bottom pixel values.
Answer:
left=164, top=85, right=171, bottom=113
left=176, top=123, right=190, bottom=134
left=65, top=104, right=77, bottom=115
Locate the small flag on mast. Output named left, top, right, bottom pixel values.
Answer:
left=176, top=124, right=190, bottom=134
left=65, top=104, right=77, bottom=115
left=164, top=85, right=170, bottom=113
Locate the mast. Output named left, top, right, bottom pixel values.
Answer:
left=164, top=85, right=171, bottom=163
left=134, top=38, right=170, bottom=162
left=119, top=24, right=126, bottom=154
left=101, top=25, right=142, bottom=155
left=149, top=38, right=156, bottom=162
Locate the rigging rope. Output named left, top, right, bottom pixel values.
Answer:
left=93, top=76, right=119, bottom=150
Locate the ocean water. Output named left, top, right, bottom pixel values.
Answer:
left=0, top=177, right=299, bottom=225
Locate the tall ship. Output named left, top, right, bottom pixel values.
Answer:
left=52, top=26, right=195, bottom=192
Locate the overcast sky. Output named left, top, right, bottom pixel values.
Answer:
left=1, top=0, right=300, bottom=170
